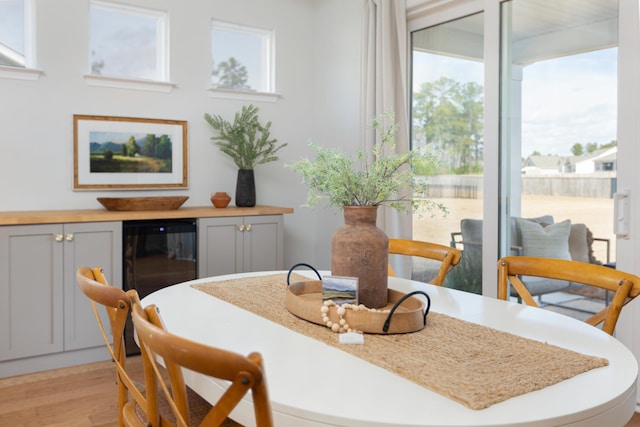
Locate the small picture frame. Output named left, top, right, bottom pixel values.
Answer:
left=322, top=275, right=358, bottom=306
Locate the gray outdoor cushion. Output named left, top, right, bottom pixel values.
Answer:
left=568, top=223, right=590, bottom=263
left=510, top=215, right=555, bottom=248
left=457, top=216, right=589, bottom=298
left=518, top=276, right=571, bottom=297
left=460, top=219, right=483, bottom=244
left=460, top=215, right=555, bottom=250
left=517, top=219, right=572, bottom=260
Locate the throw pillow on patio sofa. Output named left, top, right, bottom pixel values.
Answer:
left=517, top=219, right=572, bottom=260
left=516, top=218, right=573, bottom=296
left=458, top=215, right=555, bottom=253
left=510, top=215, right=555, bottom=251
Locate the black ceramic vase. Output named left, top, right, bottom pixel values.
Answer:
left=235, top=169, right=256, bottom=207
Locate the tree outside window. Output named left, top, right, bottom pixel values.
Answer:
left=211, top=20, right=274, bottom=93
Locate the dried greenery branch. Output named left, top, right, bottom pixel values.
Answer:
left=204, top=104, right=287, bottom=170
left=288, top=112, right=448, bottom=217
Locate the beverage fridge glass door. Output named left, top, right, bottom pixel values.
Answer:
left=123, top=218, right=197, bottom=354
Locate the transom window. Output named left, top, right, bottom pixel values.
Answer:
left=89, top=1, right=168, bottom=81
left=211, top=20, right=274, bottom=93
left=0, top=0, right=33, bottom=68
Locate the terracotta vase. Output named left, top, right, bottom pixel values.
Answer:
left=210, top=192, right=231, bottom=208
left=235, top=169, right=256, bottom=207
left=331, top=206, right=389, bottom=308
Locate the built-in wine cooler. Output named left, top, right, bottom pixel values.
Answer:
left=122, top=218, right=197, bottom=355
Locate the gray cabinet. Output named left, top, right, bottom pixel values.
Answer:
left=62, top=222, right=122, bottom=351
left=198, top=215, right=284, bottom=277
left=0, top=222, right=122, bottom=363
left=0, top=224, right=63, bottom=361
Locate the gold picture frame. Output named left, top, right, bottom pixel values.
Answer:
left=73, top=115, right=188, bottom=190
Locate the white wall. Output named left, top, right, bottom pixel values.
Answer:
left=0, top=0, right=364, bottom=271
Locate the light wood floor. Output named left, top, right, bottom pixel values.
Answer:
left=1, top=357, right=639, bottom=426
left=0, top=357, right=145, bottom=427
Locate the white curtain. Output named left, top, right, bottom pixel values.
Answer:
left=361, top=0, right=411, bottom=276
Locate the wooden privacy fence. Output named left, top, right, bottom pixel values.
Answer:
left=423, top=175, right=616, bottom=199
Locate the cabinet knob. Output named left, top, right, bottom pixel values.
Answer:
left=245, top=224, right=252, bottom=232
left=54, top=234, right=64, bottom=242
left=65, top=233, right=74, bottom=242
left=238, top=224, right=245, bottom=232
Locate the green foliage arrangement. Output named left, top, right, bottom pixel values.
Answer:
left=288, top=112, right=447, bottom=216
left=204, top=105, right=287, bottom=170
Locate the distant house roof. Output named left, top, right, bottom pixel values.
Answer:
left=595, top=151, right=617, bottom=163
left=522, top=147, right=617, bottom=175
left=575, top=146, right=617, bottom=173
left=522, top=155, right=565, bottom=174
left=523, top=155, right=563, bottom=170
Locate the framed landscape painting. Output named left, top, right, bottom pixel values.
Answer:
left=74, top=115, right=188, bottom=189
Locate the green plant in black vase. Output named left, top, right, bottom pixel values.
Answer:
left=205, top=105, right=287, bottom=207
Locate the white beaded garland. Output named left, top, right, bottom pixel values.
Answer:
left=321, top=300, right=392, bottom=333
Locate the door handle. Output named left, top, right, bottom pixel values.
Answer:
left=613, top=190, right=629, bottom=239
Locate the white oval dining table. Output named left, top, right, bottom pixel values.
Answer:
left=141, top=271, right=638, bottom=427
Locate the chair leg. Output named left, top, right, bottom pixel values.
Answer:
left=117, top=374, right=127, bottom=427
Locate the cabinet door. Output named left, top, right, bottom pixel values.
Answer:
left=198, top=217, right=244, bottom=277
left=63, top=222, right=122, bottom=351
left=0, top=224, right=64, bottom=361
left=243, top=215, right=284, bottom=272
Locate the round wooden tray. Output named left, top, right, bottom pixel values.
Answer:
left=285, top=280, right=429, bottom=334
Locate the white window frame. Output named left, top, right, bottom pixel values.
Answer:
left=0, top=0, right=41, bottom=80
left=409, top=0, right=499, bottom=296
left=85, top=0, right=174, bottom=93
left=209, top=20, right=279, bottom=102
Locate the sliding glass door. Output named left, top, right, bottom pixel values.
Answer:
left=411, top=0, right=620, bottom=293
left=409, top=0, right=639, bottom=404
left=411, top=13, right=485, bottom=293
left=500, top=0, right=617, bottom=265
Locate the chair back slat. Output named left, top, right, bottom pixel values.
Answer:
left=76, top=267, right=151, bottom=427
left=497, top=256, right=640, bottom=335
left=388, top=238, right=461, bottom=286
left=132, top=302, right=274, bottom=427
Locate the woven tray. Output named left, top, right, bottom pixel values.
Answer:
left=285, top=279, right=428, bottom=334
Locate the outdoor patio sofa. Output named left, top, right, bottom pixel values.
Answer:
left=450, top=215, right=611, bottom=300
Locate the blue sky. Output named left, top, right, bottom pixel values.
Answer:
left=521, top=48, right=617, bottom=158
left=413, top=48, right=617, bottom=158
left=0, top=0, right=23, bottom=53
left=90, top=7, right=157, bottom=79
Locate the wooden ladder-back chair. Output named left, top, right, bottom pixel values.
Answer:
left=127, top=302, right=273, bottom=427
left=388, top=238, right=462, bottom=286
left=497, top=256, right=640, bottom=335
left=75, top=266, right=150, bottom=427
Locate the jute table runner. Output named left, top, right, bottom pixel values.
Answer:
left=192, top=274, right=608, bottom=410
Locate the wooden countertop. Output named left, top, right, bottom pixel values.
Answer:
left=0, top=205, right=294, bottom=226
